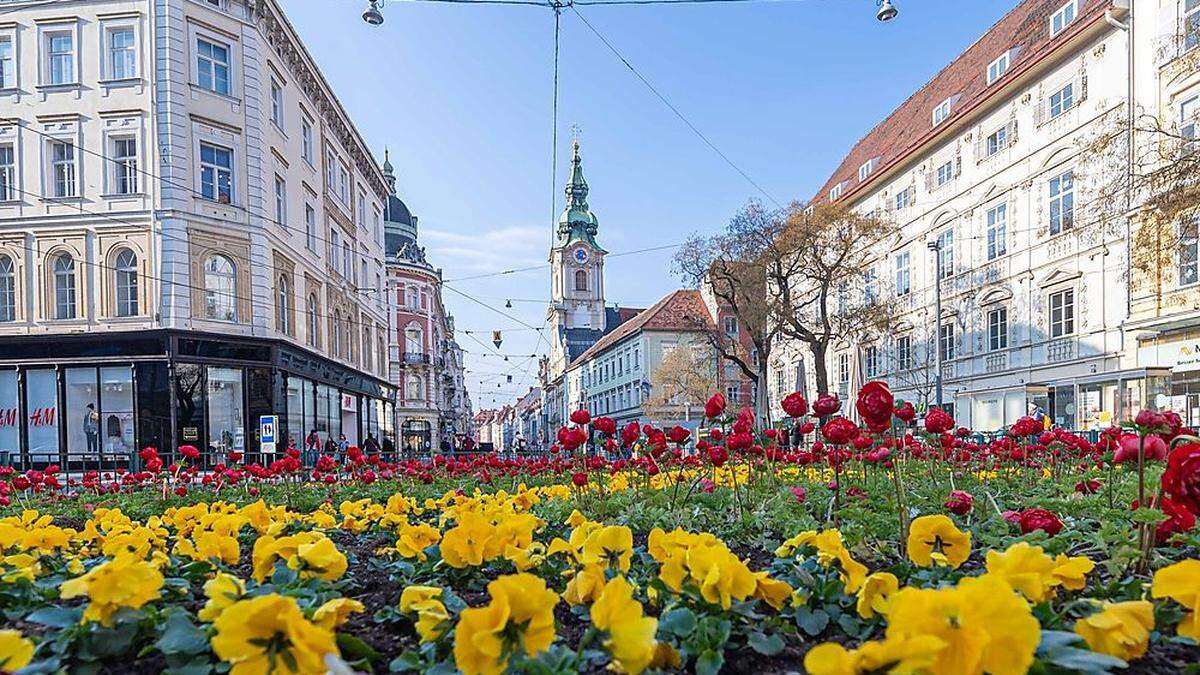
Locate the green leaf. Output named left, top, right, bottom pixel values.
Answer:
left=157, top=612, right=209, bottom=656
left=747, top=631, right=785, bottom=656
left=26, top=606, right=83, bottom=628
left=659, top=607, right=698, bottom=637
left=336, top=633, right=382, bottom=663
left=388, top=652, right=422, bottom=672
left=695, top=649, right=724, bottom=675
left=1041, top=647, right=1128, bottom=674
left=795, top=607, right=829, bottom=636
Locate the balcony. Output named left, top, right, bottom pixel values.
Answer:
left=985, top=352, right=1007, bottom=373
left=1047, top=337, right=1076, bottom=363
left=400, top=352, right=431, bottom=366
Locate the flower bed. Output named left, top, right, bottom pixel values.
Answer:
left=1, top=384, right=1199, bottom=674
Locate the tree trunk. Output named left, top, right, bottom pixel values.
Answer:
left=757, top=361, right=771, bottom=428
left=810, top=342, right=830, bottom=395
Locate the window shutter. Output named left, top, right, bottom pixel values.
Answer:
left=1006, top=119, right=1019, bottom=146
left=1035, top=98, right=1047, bottom=126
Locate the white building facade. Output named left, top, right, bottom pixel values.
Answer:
left=0, top=0, right=394, bottom=468
left=773, top=0, right=1200, bottom=432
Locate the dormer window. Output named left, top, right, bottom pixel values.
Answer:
left=858, top=158, right=877, bottom=181
left=932, top=98, right=953, bottom=126
left=1050, top=1, right=1077, bottom=37
left=829, top=182, right=844, bottom=201
left=987, top=52, right=1009, bottom=84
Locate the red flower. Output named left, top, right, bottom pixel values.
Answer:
left=667, top=426, right=691, bottom=445
left=894, top=401, right=916, bottom=423
left=781, top=392, right=809, bottom=418
left=593, top=416, right=617, bottom=436
left=1156, top=495, right=1197, bottom=544
left=707, top=446, right=729, bottom=467
left=571, top=472, right=588, bottom=487
left=704, top=393, right=727, bottom=419
left=1075, top=478, right=1101, bottom=494
left=228, top=451, right=243, bottom=463
left=1018, top=508, right=1063, bottom=536
left=923, top=408, right=955, bottom=434
left=1010, top=416, right=1043, bottom=437
left=620, top=422, right=641, bottom=448
left=1113, top=433, right=1167, bottom=463
left=820, top=417, right=859, bottom=445
left=944, top=490, right=974, bottom=516
left=709, top=428, right=724, bottom=442
left=570, top=409, right=592, bottom=426
left=798, top=421, right=816, bottom=435
left=855, top=381, right=894, bottom=432
left=812, top=393, right=840, bottom=417
left=789, top=485, right=807, bottom=503
left=178, top=445, right=200, bottom=460
left=727, top=432, right=753, bottom=451
left=1162, top=442, right=1200, bottom=516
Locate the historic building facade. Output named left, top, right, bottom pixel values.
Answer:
left=0, top=0, right=394, bottom=468
left=382, top=155, right=471, bottom=454
left=771, top=0, right=1200, bottom=432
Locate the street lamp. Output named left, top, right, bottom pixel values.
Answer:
left=876, top=0, right=899, bottom=22
left=363, top=0, right=385, bottom=26
left=926, top=239, right=944, bottom=411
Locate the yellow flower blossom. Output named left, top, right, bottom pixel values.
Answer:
left=199, top=572, right=246, bottom=622
left=313, top=598, right=365, bottom=630
left=211, top=594, right=338, bottom=675
left=60, top=554, right=164, bottom=626
left=453, top=573, right=558, bottom=675
left=395, top=522, right=441, bottom=561
left=0, top=629, right=35, bottom=672
left=291, top=536, right=348, bottom=582
left=906, top=515, right=971, bottom=570
left=984, top=542, right=1094, bottom=603
left=400, top=586, right=449, bottom=643
left=563, top=564, right=607, bottom=606
left=580, top=525, right=634, bottom=573
left=591, top=576, right=658, bottom=674
left=440, top=512, right=496, bottom=569
left=752, top=571, right=794, bottom=610
left=1151, top=559, right=1200, bottom=640
left=856, top=571, right=899, bottom=619
left=1074, top=601, right=1154, bottom=661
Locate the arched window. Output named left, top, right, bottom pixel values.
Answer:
left=306, top=293, right=319, bottom=347
left=114, top=249, right=138, bottom=317
left=574, top=269, right=588, bottom=291
left=203, top=254, right=237, bottom=321
left=344, top=318, right=354, bottom=362
left=405, top=324, right=423, bottom=355
left=406, top=373, right=423, bottom=402
left=276, top=275, right=291, bottom=334
left=332, top=309, right=342, bottom=357
left=53, top=253, right=76, bottom=319
left=0, top=255, right=15, bottom=322
left=407, top=285, right=419, bottom=309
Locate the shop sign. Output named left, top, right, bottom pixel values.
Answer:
left=0, top=408, right=15, bottom=427
left=341, top=393, right=356, bottom=412
left=1139, top=341, right=1200, bottom=372
left=29, top=407, right=56, bottom=426
left=182, top=426, right=199, bottom=441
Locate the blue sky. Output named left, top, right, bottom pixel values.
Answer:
left=285, top=0, right=1015, bottom=410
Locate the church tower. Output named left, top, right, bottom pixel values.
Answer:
left=547, top=140, right=607, bottom=379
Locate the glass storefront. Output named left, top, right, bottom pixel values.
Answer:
left=26, top=369, right=58, bottom=463
left=0, top=370, right=17, bottom=461
left=206, top=366, right=245, bottom=463
left=402, top=420, right=431, bottom=454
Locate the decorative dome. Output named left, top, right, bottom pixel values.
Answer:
left=556, top=140, right=603, bottom=250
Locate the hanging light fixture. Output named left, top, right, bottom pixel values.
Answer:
left=876, top=0, right=898, bottom=22
left=363, top=0, right=385, bottom=26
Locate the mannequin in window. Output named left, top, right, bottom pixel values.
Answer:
left=83, top=403, right=99, bottom=455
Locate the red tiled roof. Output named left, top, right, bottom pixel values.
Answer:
left=814, top=0, right=1113, bottom=204
left=571, top=290, right=714, bottom=366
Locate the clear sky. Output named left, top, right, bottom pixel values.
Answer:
left=284, top=0, right=1016, bottom=410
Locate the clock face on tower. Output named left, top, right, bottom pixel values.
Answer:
left=572, top=248, right=590, bottom=265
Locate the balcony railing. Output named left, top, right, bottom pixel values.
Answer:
left=401, top=352, right=430, bottom=365
left=1047, top=337, right=1077, bottom=363
left=985, top=352, right=1007, bottom=373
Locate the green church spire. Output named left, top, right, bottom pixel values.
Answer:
left=556, top=140, right=603, bottom=250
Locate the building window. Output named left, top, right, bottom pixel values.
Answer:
left=0, top=255, right=14, bottom=322
left=987, top=52, right=1009, bottom=84
left=107, top=27, right=136, bottom=80
left=988, top=307, right=1008, bottom=351
left=1049, top=170, right=1074, bottom=235
left=342, top=241, right=351, bottom=278
left=1182, top=96, right=1198, bottom=153
left=338, top=163, right=350, bottom=205
left=574, top=269, right=588, bottom=291
left=894, top=187, right=912, bottom=211
left=939, top=323, right=955, bottom=360
left=1049, top=82, right=1074, bottom=119
left=405, top=325, right=423, bottom=354
left=270, top=78, right=283, bottom=127
left=0, top=143, right=14, bottom=201
left=329, top=228, right=340, bottom=271
left=936, top=160, right=954, bottom=186
left=936, top=229, right=954, bottom=279
left=114, top=249, right=138, bottom=317
left=199, top=143, right=233, bottom=203
left=305, top=203, right=317, bottom=251
left=837, top=352, right=849, bottom=383
left=1180, top=216, right=1199, bottom=287
left=203, top=254, right=237, bottom=321
left=1050, top=1, right=1077, bottom=37
left=49, top=140, right=76, bottom=198
left=896, top=335, right=913, bottom=371
left=277, top=275, right=291, bottom=334
left=858, top=159, right=874, bottom=181
left=196, top=38, right=230, bottom=95
left=306, top=293, right=319, bottom=347
left=864, top=268, right=879, bottom=304
left=1187, top=0, right=1200, bottom=53
left=53, top=253, right=75, bottom=319
left=273, top=175, right=286, bottom=227
left=111, top=137, right=138, bottom=195
left=724, top=316, right=738, bottom=335
left=932, top=97, right=952, bottom=125
left=363, top=326, right=372, bottom=371
left=0, top=36, right=14, bottom=89
left=985, top=126, right=1008, bottom=156
left=407, top=285, right=419, bottom=309
left=331, top=310, right=342, bottom=357
left=865, top=345, right=879, bottom=377
left=1049, top=289, right=1075, bottom=338
left=301, top=117, right=314, bottom=164
left=829, top=183, right=843, bottom=201
left=894, top=251, right=910, bottom=296
left=44, top=31, right=75, bottom=85
left=357, top=188, right=367, bottom=226
left=986, top=204, right=1007, bottom=260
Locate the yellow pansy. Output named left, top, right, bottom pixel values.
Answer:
left=292, top=536, right=348, bottom=582
left=752, top=571, right=794, bottom=610
left=1050, top=553, right=1094, bottom=591
left=504, top=541, right=546, bottom=572
left=856, top=571, right=899, bottom=619
left=565, top=510, right=588, bottom=528
left=395, top=522, right=441, bottom=561
left=399, top=585, right=449, bottom=643
left=313, top=597, right=365, bottom=630
left=1151, top=559, right=1200, bottom=640
left=1074, top=601, right=1154, bottom=662
left=885, top=575, right=1040, bottom=675
left=211, top=594, right=338, bottom=675
left=198, top=572, right=246, bottom=622
left=906, top=515, right=971, bottom=569
left=775, top=530, right=818, bottom=558
left=591, top=576, right=658, bottom=675
left=803, top=635, right=945, bottom=675
left=453, top=573, right=558, bottom=675
left=686, top=541, right=758, bottom=610
left=60, top=554, right=164, bottom=626
left=0, top=629, right=35, bottom=672
left=563, top=564, right=607, bottom=606
left=440, top=513, right=496, bottom=569
left=580, top=525, right=634, bottom=573
left=984, top=542, right=1095, bottom=602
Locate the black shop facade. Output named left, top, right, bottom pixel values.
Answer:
left=0, top=330, right=396, bottom=471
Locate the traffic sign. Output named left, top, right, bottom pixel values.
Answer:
left=260, top=415, right=278, bottom=454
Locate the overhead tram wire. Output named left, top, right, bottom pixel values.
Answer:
left=441, top=242, right=682, bottom=282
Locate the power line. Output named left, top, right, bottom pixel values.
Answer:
left=569, top=5, right=782, bottom=207
left=441, top=241, right=682, bottom=282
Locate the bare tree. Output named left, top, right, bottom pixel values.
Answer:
left=643, top=343, right=717, bottom=424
